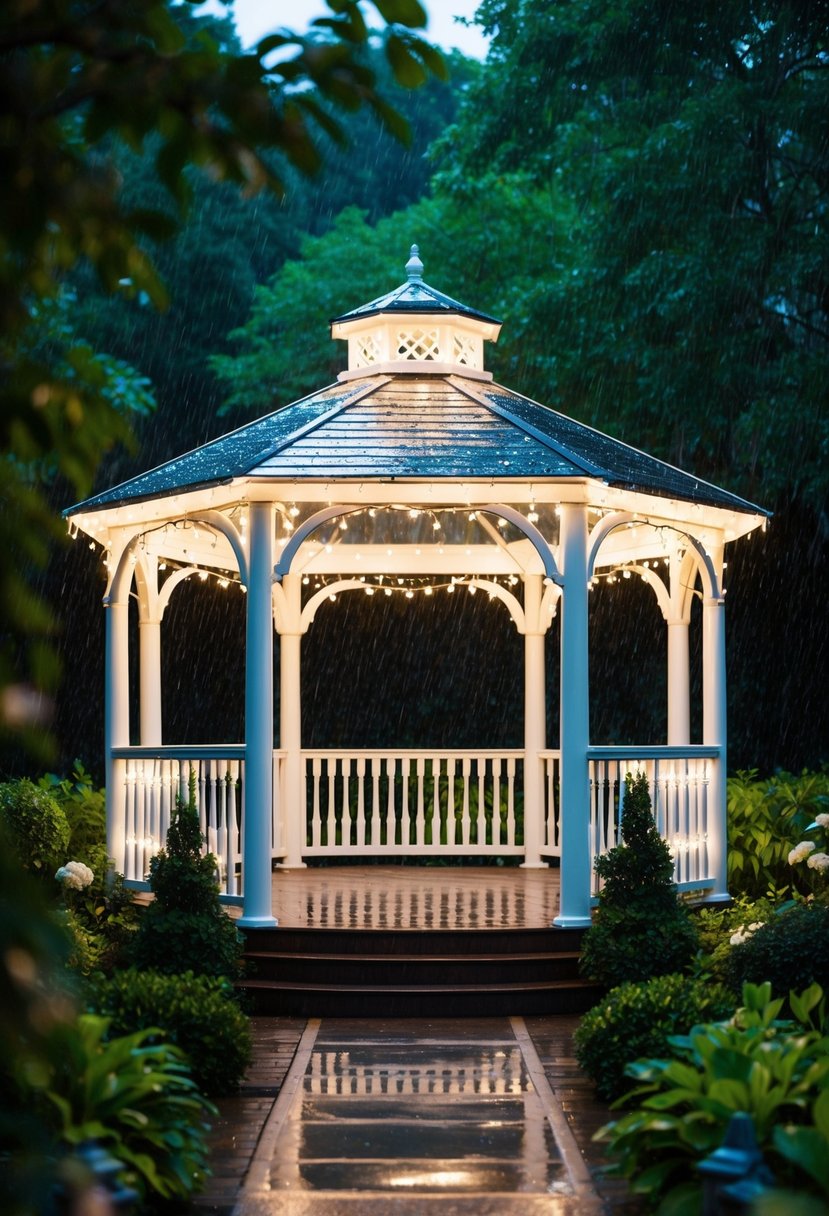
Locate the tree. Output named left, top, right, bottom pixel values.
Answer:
left=0, top=0, right=444, bottom=757
left=440, top=0, right=829, bottom=513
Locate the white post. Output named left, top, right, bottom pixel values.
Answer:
left=239, top=501, right=277, bottom=927
left=522, top=573, right=548, bottom=868
left=667, top=620, right=691, bottom=745
left=138, top=555, right=162, bottom=745
left=278, top=573, right=306, bottom=868
left=703, top=583, right=729, bottom=902
left=667, top=549, right=690, bottom=745
left=104, top=596, right=130, bottom=869
left=555, top=503, right=592, bottom=927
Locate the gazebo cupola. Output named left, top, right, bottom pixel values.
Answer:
left=331, top=245, right=501, bottom=378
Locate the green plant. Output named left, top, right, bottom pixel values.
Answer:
left=598, top=982, right=829, bottom=1213
left=39, top=762, right=107, bottom=861
left=691, top=895, right=782, bottom=982
left=0, top=779, right=70, bottom=876
left=58, top=858, right=139, bottom=976
left=726, top=902, right=829, bottom=1001
left=727, top=769, right=829, bottom=899
left=89, top=969, right=251, bottom=1097
left=41, top=1013, right=215, bottom=1203
left=579, top=772, right=698, bottom=986
left=574, top=973, right=735, bottom=1102
left=129, top=770, right=244, bottom=979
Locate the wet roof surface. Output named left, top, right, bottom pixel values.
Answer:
left=331, top=277, right=500, bottom=326
left=67, top=373, right=764, bottom=516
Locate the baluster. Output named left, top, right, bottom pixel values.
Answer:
left=342, top=756, right=352, bottom=849
left=491, top=760, right=501, bottom=848
left=445, top=756, right=456, bottom=846
left=311, top=757, right=322, bottom=849
left=506, top=756, right=516, bottom=848
left=326, top=758, right=336, bottom=849
left=401, top=756, right=412, bottom=847
left=415, top=757, right=426, bottom=848
left=461, top=756, right=471, bottom=846
left=386, top=756, right=398, bottom=846
left=476, top=757, right=486, bottom=850
left=356, top=757, right=366, bottom=848
left=135, top=763, right=147, bottom=880
left=432, top=757, right=441, bottom=849
left=371, top=758, right=380, bottom=846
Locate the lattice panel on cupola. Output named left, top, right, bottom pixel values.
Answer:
left=396, top=328, right=440, bottom=360
left=453, top=333, right=479, bottom=366
left=355, top=334, right=381, bottom=367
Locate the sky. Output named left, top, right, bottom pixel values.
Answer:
left=217, top=0, right=490, bottom=58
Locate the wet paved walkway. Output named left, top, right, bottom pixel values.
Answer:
left=196, top=1015, right=638, bottom=1216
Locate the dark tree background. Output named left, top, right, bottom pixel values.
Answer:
left=7, top=0, right=829, bottom=777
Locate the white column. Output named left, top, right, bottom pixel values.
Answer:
left=279, top=573, right=305, bottom=868
left=239, top=501, right=277, bottom=927
left=522, top=573, right=548, bottom=868
left=703, top=590, right=729, bottom=902
left=104, top=596, right=130, bottom=869
left=138, top=555, right=162, bottom=745
left=139, top=616, right=162, bottom=745
left=555, top=503, right=592, bottom=928
left=667, top=619, right=690, bottom=745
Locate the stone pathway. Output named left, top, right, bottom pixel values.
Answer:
left=195, top=1016, right=639, bottom=1216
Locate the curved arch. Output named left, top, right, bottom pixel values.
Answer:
left=184, top=510, right=248, bottom=585
left=105, top=532, right=142, bottom=605
left=157, top=567, right=199, bottom=617
left=275, top=506, right=363, bottom=580
left=300, top=579, right=370, bottom=631
left=133, top=550, right=158, bottom=622
left=479, top=505, right=562, bottom=583
left=274, top=502, right=563, bottom=584
left=587, top=513, right=721, bottom=599
left=541, top=579, right=562, bottom=622
left=468, top=579, right=525, bottom=632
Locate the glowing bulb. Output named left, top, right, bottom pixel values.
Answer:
left=447, top=584, right=455, bottom=594
left=384, top=588, right=392, bottom=597
left=468, top=511, right=477, bottom=521
left=424, top=586, right=433, bottom=596
left=289, top=505, right=300, bottom=517
left=432, top=520, right=441, bottom=531
left=405, top=590, right=414, bottom=599
left=339, top=519, right=348, bottom=531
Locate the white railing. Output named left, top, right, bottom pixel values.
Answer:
left=111, top=746, right=270, bottom=900
left=110, top=743, right=719, bottom=898
left=585, top=746, right=720, bottom=894
left=302, top=749, right=525, bottom=858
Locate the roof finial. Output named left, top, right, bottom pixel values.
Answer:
left=405, top=244, right=424, bottom=282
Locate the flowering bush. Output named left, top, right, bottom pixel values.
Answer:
left=55, top=861, right=94, bottom=891
left=788, top=811, right=829, bottom=890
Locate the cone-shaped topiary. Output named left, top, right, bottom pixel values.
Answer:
left=130, top=770, right=244, bottom=980
left=579, top=771, right=698, bottom=987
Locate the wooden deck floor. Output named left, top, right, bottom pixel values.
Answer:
left=264, top=865, right=561, bottom=930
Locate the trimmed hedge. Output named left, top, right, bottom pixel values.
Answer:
left=89, top=968, right=252, bottom=1097
left=574, top=972, right=735, bottom=1102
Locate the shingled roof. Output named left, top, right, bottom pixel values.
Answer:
left=66, top=371, right=764, bottom=517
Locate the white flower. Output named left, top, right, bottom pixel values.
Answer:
left=815, top=813, right=829, bottom=829
left=729, top=921, right=764, bottom=947
left=55, top=860, right=94, bottom=890
left=789, top=841, right=817, bottom=865
left=806, top=852, right=829, bottom=872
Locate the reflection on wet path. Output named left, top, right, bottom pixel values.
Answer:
left=239, top=1017, right=598, bottom=1215
left=268, top=866, right=560, bottom=929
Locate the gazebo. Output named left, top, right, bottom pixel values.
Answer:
left=65, top=247, right=767, bottom=930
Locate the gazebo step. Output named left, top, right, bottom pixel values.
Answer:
left=239, top=977, right=602, bottom=1017
left=238, top=924, right=598, bottom=1016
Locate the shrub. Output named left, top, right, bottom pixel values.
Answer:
left=727, top=768, right=829, bottom=899
left=598, top=982, right=829, bottom=1213
left=39, top=762, right=106, bottom=861
left=129, top=770, right=244, bottom=979
left=574, top=973, right=734, bottom=1102
left=579, top=772, right=698, bottom=986
left=42, top=1013, right=215, bottom=1203
left=89, top=968, right=252, bottom=1096
left=691, top=895, right=780, bottom=982
left=0, top=779, right=70, bottom=876
left=58, top=856, right=139, bottom=975
left=726, top=902, right=829, bottom=1000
